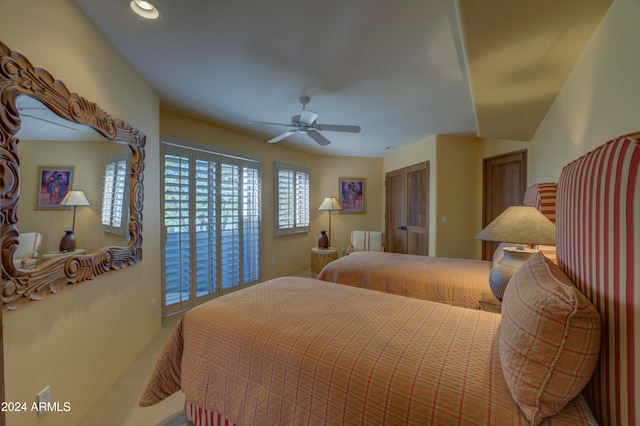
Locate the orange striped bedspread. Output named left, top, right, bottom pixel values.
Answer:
left=139, top=277, right=595, bottom=425
left=318, top=251, right=498, bottom=309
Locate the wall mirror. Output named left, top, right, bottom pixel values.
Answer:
left=0, top=41, right=145, bottom=310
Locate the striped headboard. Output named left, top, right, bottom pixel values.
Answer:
left=556, top=133, right=639, bottom=426
left=523, top=182, right=557, bottom=263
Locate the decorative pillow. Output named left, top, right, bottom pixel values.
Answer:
left=499, top=252, right=601, bottom=425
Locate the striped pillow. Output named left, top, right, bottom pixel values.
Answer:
left=499, top=252, right=600, bottom=425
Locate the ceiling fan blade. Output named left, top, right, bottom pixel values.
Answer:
left=247, top=120, right=293, bottom=128
left=315, top=124, right=361, bottom=133
left=20, top=113, right=79, bottom=131
left=268, top=130, right=297, bottom=143
left=307, top=130, right=331, bottom=146
left=299, top=110, right=318, bottom=125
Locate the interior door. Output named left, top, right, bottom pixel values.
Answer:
left=385, top=161, right=429, bottom=255
left=385, top=169, right=405, bottom=253
left=405, top=163, right=429, bottom=255
left=482, top=150, right=527, bottom=260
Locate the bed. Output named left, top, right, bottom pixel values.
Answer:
left=316, top=182, right=557, bottom=310
left=139, top=133, right=639, bottom=426
left=318, top=250, right=495, bottom=309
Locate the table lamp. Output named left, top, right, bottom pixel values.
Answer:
left=317, top=197, right=341, bottom=247
left=59, top=190, right=91, bottom=252
left=475, top=205, right=556, bottom=300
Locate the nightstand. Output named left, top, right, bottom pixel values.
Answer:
left=41, top=248, right=86, bottom=263
left=311, top=247, right=338, bottom=276
left=480, top=292, right=502, bottom=313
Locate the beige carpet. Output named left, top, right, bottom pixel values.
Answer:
left=80, top=312, right=189, bottom=426
left=80, top=269, right=312, bottom=425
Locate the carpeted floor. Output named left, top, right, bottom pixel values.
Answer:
left=80, top=269, right=313, bottom=425
left=79, top=312, right=189, bottom=426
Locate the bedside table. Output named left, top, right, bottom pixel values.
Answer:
left=480, top=292, right=502, bottom=313
left=41, top=248, right=86, bottom=263
left=311, top=247, right=338, bottom=276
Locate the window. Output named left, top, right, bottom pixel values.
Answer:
left=274, top=162, right=310, bottom=236
left=162, top=138, right=261, bottom=315
left=101, top=152, right=130, bottom=235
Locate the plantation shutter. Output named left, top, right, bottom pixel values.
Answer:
left=162, top=140, right=261, bottom=315
left=100, top=153, right=130, bottom=235
left=275, top=162, right=310, bottom=235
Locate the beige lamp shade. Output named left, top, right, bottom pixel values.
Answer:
left=474, top=205, right=555, bottom=247
left=60, top=190, right=91, bottom=207
left=475, top=205, right=556, bottom=301
left=317, top=197, right=341, bottom=211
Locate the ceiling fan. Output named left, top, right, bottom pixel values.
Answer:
left=248, top=96, right=361, bottom=146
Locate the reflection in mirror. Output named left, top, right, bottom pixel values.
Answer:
left=16, top=98, right=131, bottom=258
left=0, top=41, right=145, bottom=310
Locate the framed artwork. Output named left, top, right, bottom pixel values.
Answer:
left=339, top=177, right=366, bottom=214
left=36, top=166, right=74, bottom=209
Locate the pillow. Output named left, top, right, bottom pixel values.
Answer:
left=499, top=252, right=601, bottom=425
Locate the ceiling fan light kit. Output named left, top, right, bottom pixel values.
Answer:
left=249, top=96, right=361, bottom=146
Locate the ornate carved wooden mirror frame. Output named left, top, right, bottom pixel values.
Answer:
left=0, top=41, right=145, bottom=310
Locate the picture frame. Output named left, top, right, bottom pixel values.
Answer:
left=339, top=177, right=366, bottom=214
left=35, top=166, right=74, bottom=209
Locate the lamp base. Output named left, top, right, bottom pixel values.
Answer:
left=59, top=230, right=77, bottom=252
left=318, top=231, right=329, bottom=249
left=489, top=247, right=537, bottom=301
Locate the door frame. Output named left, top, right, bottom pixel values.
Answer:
left=482, top=149, right=527, bottom=260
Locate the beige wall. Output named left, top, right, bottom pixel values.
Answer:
left=160, top=111, right=384, bottom=275
left=528, top=0, right=640, bottom=183
left=1, top=1, right=161, bottom=425
left=310, top=156, right=384, bottom=255
left=383, top=137, right=437, bottom=254
left=435, top=135, right=480, bottom=259
left=381, top=134, right=527, bottom=259
left=18, top=140, right=129, bottom=253
left=161, top=110, right=315, bottom=279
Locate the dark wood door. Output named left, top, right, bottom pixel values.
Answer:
left=385, top=161, right=429, bottom=255
left=385, top=169, right=405, bottom=254
left=482, top=150, right=527, bottom=260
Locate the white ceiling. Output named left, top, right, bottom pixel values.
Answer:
left=69, top=0, right=612, bottom=158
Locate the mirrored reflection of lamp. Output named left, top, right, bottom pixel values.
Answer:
left=317, top=197, right=341, bottom=247
left=475, top=205, right=556, bottom=301
left=59, top=190, right=91, bottom=252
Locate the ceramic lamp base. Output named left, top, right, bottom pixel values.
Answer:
left=489, top=247, right=537, bottom=301
left=59, top=230, right=77, bottom=252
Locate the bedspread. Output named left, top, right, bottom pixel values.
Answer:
left=139, top=277, right=594, bottom=425
left=318, top=251, right=497, bottom=309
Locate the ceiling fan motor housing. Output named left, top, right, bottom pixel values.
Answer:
left=250, top=95, right=360, bottom=145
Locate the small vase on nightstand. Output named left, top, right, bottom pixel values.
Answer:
left=59, top=230, right=76, bottom=252
left=318, top=231, right=329, bottom=249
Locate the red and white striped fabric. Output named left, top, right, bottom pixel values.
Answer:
left=187, top=404, right=234, bottom=426
left=556, top=133, right=639, bottom=426
left=523, top=182, right=558, bottom=263
left=523, top=182, right=558, bottom=223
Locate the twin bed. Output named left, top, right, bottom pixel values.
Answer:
left=316, top=182, right=557, bottom=311
left=140, top=134, right=639, bottom=426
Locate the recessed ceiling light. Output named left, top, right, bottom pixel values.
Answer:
left=129, top=0, right=161, bottom=20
